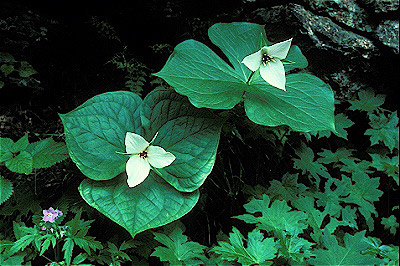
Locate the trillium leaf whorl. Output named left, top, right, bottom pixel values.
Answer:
left=155, top=22, right=335, bottom=132
left=61, top=88, right=223, bottom=236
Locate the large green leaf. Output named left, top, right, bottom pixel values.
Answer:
left=60, top=91, right=143, bottom=180
left=245, top=73, right=335, bottom=132
left=79, top=173, right=199, bottom=238
left=154, top=39, right=246, bottom=109
left=5, top=151, right=33, bottom=174
left=155, top=22, right=334, bottom=132
left=140, top=88, right=224, bottom=192
left=308, top=230, right=383, bottom=265
left=208, top=22, right=268, bottom=81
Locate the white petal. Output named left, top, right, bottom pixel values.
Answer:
left=126, top=156, right=150, bottom=187
left=266, top=38, right=292, bottom=59
left=125, top=132, right=149, bottom=154
left=147, top=145, right=176, bottom=168
left=260, top=60, right=286, bottom=91
left=242, top=49, right=263, bottom=72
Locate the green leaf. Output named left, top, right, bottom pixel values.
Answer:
left=0, top=64, right=14, bottom=76
left=0, top=176, right=13, bottom=205
left=0, top=52, right=16, bottom=63
left=65, top=209, right=92, bottom=236
left=381, top=215, right=399, bottom=235
left=8, top=227, right=38, bottom=256
left=311, top=113, right=354, bottom=139
left=292, top=196, right=327, bottom=242
left=319, top=173, right=383, bottom=231
left=63, top=238, right=75, bottom=266
left=154, top=39, right=246, bottom=109
left=211, top=227, right=277, bottom=266
left=266, top=173, right=308, bottom=202
left=0, top=135, right=31, bottom=170
left=18, top=61, right=37, bottom=77
left=40, top=235, right=55, bottom=255
left=208, top=22, right=268, bottom=81
left=5, top=151, right=33, bottom=174
left=317, top=147, right=356, bottom=165
left=25, top=138, right=69, bottom=168
left=293, top=142, right=331, bottom=187
left=245, top=73, right=335, bottom=132
left=365, top=111, right=398, bottom=151
left=284, top=45, right=309, bottom=71
left=234, top=195, right=313, bottom=263
left=308, top=230, right=384, bottom=265
left=140, top=88, right=224, bottom=192
left=343, top=172, right=383, bottom=230
left=372, top=155, right=398, bottom=174
left=363, top=237, right=399, bottom=264
left=234, top=194, right=307, bottom=235
left=156, top=22, right=334, bottom=132
left=0, top=80, right=4, bottom=88
left=12, top=134, right=29, bottom=152
left=349, top=89, right=385, bottom=112
left=72, top=253, right=88, bottom=265
left=340, top=158, right=372, bottom=175
left=332, top=113, right=355, bottom=139
left=0, top=138, right=14, bottom=162
left=79, top=174, right=199, bottom=238
left=72, top=235, right=102, bottom=255
left=0, top=253, right=25, bottom=266
left=151, top=225, right=207, bottom=265
left=369, top=153, right=398, bottom=185
left=60, top=91, right=143, bottom=180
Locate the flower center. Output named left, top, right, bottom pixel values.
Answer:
left=262, top=53, right=274, bottom=66
left=139, top=150, right=148, bottom=159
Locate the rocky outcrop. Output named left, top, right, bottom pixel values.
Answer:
left=376, top=20, right=399, bottom=53
left=248, top=1, right=398, bottom=101
left=302, top=0, right=399, bottom=54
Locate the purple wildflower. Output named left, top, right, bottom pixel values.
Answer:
left=42, top=207, right=62, bottom=223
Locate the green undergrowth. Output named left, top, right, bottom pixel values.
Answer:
left=145, top=88, right=399, bottom=265
left=2, top=87, right=396, bottom=265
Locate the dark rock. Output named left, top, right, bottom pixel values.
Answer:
left=360, top=0, right=399, bottom=13
left=304, top=0, right=372, bottom=32
left=375, top=20, right=399, bottom=53
left=251, top=4, right=377, bottom=58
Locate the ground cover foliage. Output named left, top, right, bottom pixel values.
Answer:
left=1, top=1, right=399, bottom=265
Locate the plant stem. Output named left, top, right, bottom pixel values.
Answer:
left=246, top=71, right=255, bottom=84
left=54, top=240, right=60, bottom=262
left=41, top=254, right=53, bottom=262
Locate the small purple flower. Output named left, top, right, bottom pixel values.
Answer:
left=42, top=207, right=62, bottom=223
left=41, top=226, right=47, bottom=231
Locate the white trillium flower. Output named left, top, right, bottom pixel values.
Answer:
left=124, top=132, right=175, bottom=188
left=242, top=38, right=293, bottom=91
